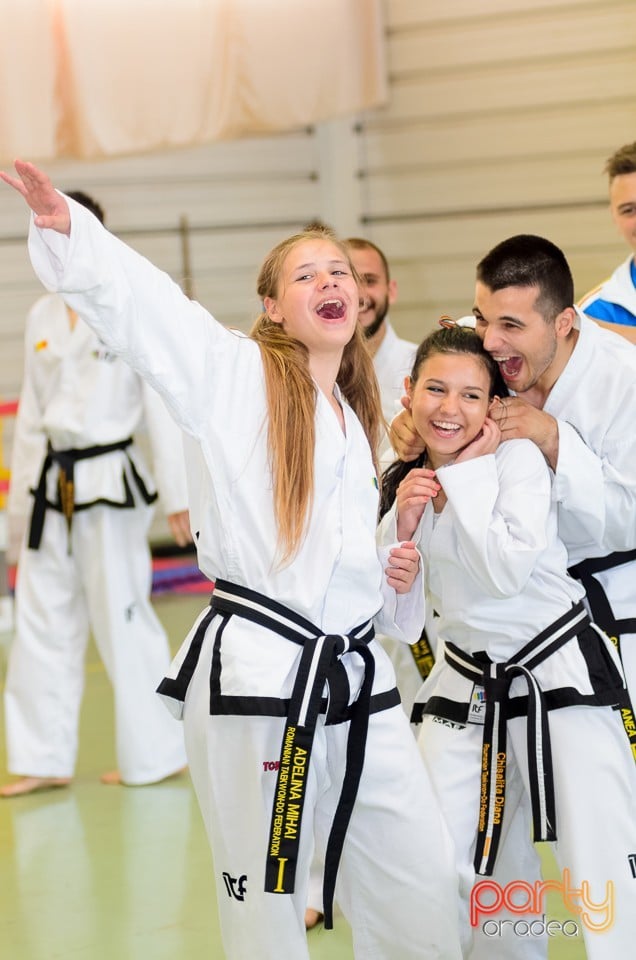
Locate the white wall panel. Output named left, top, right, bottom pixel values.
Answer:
left=371, top=205, right=621, bottom=260
left=389, top=0, right=596, bottom=25
left=385, top=51, right=635, bottom=123
left=362, top=101, right=636, bottom=171
left=363, top=155, right=611, bottom=217
left=388, top=3, right=636, bottom=73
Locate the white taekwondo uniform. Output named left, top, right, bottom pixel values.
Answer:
left=373, top=319, right=418, bottom=437
left=380, top=438, right=636, bottom=960
left=26, top=200, right=463, bottom=960
left=4, top=293, right=188, bottom=785
left=459, top=307, right=636, bottom=960
left=543, top=311, right=636, bottom=717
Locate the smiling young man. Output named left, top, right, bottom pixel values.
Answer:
left=472, top=235, right=580, bottom=470
left=579, top=141, right=636, bottom=344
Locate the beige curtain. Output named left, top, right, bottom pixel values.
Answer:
left=0, top=0, right=387, bottom=162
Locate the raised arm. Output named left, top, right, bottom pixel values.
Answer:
left=0, top=160, right=71, bottom=234
left=2, top=161, right=257, bottom=444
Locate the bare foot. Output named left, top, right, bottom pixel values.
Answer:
left=100, top=766, right=188, bottom=786
left=0, top=776, right=71, bottom=798
left=305, top=908, right=324, bottom=930
left=100, top=769, right=123, bottom=785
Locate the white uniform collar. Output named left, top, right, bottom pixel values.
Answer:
left=373, top=318, right=396, bottom=361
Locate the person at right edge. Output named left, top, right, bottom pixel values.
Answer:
left=579, top=140, right=636, bottom=343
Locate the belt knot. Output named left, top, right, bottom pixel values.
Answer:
left=444, top=601, right=589, bottom=876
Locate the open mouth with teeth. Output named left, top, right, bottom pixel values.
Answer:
left=316, top=298, right=346, bottom=321
left=493, top=355, right=523, bottom=380
left=431, top=420, right=461, bottom=438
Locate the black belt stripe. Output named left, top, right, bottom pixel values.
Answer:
left=415, top=683, right=621, bottom=726
left=156, top=603, right=398, bottom=720
left=444, top=601, right=589, bottom=876
left=568, top=552, right=636, bottom=755
left=27, top=437, right=156, bottom=549
left=569, top=548, right=636, bottom=578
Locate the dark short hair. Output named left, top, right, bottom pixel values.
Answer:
left=476, top=234, right=574, bottom=321
left=605, top=142, right=636, bottom=181
left=65, top=190, right=105, bottom=224
left=345, top=237, right=391, bottom=281
left=409, top=324, right=507, bottom=399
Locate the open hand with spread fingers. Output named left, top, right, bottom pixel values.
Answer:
left=0, top=159, right=71, bottom=235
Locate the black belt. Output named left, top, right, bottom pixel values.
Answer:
left=444, top=601, right=590, bottom=876
left=568, top=550, right=636, bottom=642
left=181, top=580, right=377, bottom=930
left=568, top=550, right=636, bottom=760
left=28, top=437, right=152, bottom=549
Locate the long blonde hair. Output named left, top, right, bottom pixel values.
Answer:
left=250, top=224, right=383, bottom=564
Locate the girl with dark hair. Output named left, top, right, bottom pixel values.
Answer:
left=379, top=324, right=508, bottom=520
left=379, top=325, right=636, bottom=960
